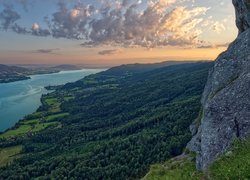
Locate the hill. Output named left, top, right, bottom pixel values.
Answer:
left=50, top=64, right=82, bottom=71
left=100, top=60, right=203, bottom=76
left=0, top=62, right=212, bottom=179
left=0, top=64, right=82, bottom=83
left=0, top=64, right=30, bottom=83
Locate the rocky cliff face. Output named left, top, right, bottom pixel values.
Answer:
left=187, top=0, right=250, bottom=170
left=233, top=0, right=250, bottom=33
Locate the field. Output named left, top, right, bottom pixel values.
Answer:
left=143, top=154, right=203, bottom=180
left=0, top=95, right=71, bottom=139
left=0, top=146, right=23, bottom=167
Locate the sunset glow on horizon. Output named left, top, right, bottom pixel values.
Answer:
left=0, top=0, right=237, bottom=66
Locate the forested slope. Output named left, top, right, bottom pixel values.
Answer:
left=0, top=62, right=213, bottom=179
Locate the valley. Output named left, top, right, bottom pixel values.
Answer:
left=0, top=0, right=248, bottom=179
left=0, top=62, right=212, bottom=179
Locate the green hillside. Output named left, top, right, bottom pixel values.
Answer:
left=0, top=62, right=212, bottom=179
left=144, top=138, right=250, bottom=180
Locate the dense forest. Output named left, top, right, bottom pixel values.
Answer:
left=0, top=62, right=213, bottom=179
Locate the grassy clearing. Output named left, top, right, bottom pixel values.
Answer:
left=45, top=113, right=69, bottom=122
left=144, top=138, right=250, bottom=180
left=0, top=125, right=32, bottom=138
left=209, top=139, right=250, bottom=179
left=44, top=97, right=58, bottom=105
left=0, top=95, right=71, bottom=139
left=64, top=95, right=74, bottom=101
left=0, top=122, right=59, bottom=139
left=0, top=145, right=22, bottom=167
left=143, top=154, right=203, bottom=180
left=20, top=119, right=39, bottom=125
left=44, top=96, right=62, bottom=113
left=49, top=104, right=61, bottom=113
left=33, top=122, right=59, bottom=132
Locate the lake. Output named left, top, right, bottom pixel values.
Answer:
left=0, top=69, right=104, bottom=132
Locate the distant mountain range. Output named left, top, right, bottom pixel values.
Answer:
left=0, top=64, right=83, bottom=83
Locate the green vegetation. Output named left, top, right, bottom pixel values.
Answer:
left=45, top=113, right=69, bottom=122
left=0, top=62, right=213, bottom=179
left=209, top=139, right=250, bottom=179
left=44, top=96, right=62, bottom=113
left=64, top=95, right=74, bottom=101
left=0, top=125, right=33, bottom=139
left=0, top=146, right=22, bottom=167
left=145, top=138, right=250, bottom=180
left=144, top=154, right=203, bottom=180
left=0, top=94, right=70, bottom=139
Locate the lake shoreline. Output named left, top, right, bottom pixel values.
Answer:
left=0, top=69, right=104, bottom=132
left=0, top=68, right=106, bottom=84
left=0, top=76, right=31, bottom=84
left=0, top=70, right=64, bottom=84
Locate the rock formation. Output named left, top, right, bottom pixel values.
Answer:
left=187, top=0, right=250, bottom=170
left=233, top=0, right=250, bottom=34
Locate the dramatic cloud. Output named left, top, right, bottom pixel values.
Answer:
left=80, top=0, right=208, bottom=48
left=98, top=49, right=123, bottom=56
left=0, top=0, right=220, bottom=48
left=46, top=1, right=95, bottom=39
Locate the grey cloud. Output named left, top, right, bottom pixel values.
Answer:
left=31, top=28, right=51, bottom=37
left=0, top=4, right=20, bottom=30
left=17, top=0, right=31, bottom=11
left=98, top=49, right=123, bottom=56
left=11, top=23, right=50, bottom=36
left=122, top=0, right=131, bottom=7
left=0, top=1, right=50, bottom=36
left=48, top=1, right=95, bottom=39
left=32, top=48, right=60, bottom=55
left=11, top=23, right=28, bottom=34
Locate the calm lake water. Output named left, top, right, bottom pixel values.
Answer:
left=0, top=69, right=104, bottom=132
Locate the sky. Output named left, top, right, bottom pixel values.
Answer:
left=0, top=0, right=238, bottom=66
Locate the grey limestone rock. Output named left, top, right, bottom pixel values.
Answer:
left=187, top=0, right=250, bottom=170
left=233, top=0, right=250, bottom=34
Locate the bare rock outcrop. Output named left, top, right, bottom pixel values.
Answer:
left=233, top=0, right=250, bottom=34
left=187, top=0, right=250, bottom=170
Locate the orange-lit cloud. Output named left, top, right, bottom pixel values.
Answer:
left=0, top=0, right=226, bottom=48
left=0, top=0, right=238, bottom=65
